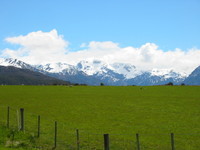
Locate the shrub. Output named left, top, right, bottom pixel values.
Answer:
left=100, top=83, right=104, bottom=86
left=166, top=82, right=173, bottom=86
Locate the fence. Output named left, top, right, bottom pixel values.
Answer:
left=0, top=105, right=200, bottom=149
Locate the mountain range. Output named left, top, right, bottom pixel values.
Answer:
left=0, top=65, right=70, bottom=85
left=0, top=58, right=199, bottom=85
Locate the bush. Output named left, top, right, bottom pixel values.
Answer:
left=166, top=82, right=173, bottom=86
left=100, top=83, right=104, bottom=86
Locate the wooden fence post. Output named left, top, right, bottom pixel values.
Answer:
left=20, top=108, right=24, bottom=131
left=76, top=129, right=80, bottom=150
left=104, top=134, right=109, bottom=150
left=7, top=106, right=10, bottom=128
left=171, top=133, right=175, bottom=150
left=54, top=121, right=57, bottom=148
left=37, top=115, right=40, bottom=138
left=136, top=133, right=140, bottom=150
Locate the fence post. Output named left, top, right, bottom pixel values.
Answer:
left=54, top=121, right=57, bottom=148
left=104, top=134, right=109, bottom=150
left=37, top=115, right=40, bottom=138
left=136, top=133, right=140, bottom=150
left=171, top=133, right=175, bottom=150
left=76, top=129, right=80, bottom=150
left=20, top=108, right=24, bottom=131
left=7, top=106, right=10, bottom=128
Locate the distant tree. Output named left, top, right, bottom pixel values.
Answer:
left=181, top=83, right=185, bottom=86
left=166, top=82, right=173, bottom=86
left=100, top=82, right=104, bottom=86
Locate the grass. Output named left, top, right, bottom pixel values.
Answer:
left=0, top=85, right=200, bottom=149
left=0, top=125, right=38, bottom=149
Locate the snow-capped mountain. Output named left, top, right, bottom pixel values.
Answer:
left=111, top=63, right=141, bottom=79
left=0, top=57, right=195, bottom=85
left=76, top=60, right=142, bottom=80
left=76, top=60, right=141, bottom=78
left=76, top=60, right=143, bottom=85
left=76, top=60, right=107, bottom=75
left=126, top=70, right=186, bottom=86
left=35, top=63, right=78, bottom=75
left=34, top=62, right=101, bottom=85
left=76, top=60, right=124, bottom=85
left=0, top=58, right=34, bottom=70
left=75, top=59, right=187, bottom=85
left=150, top=68, right=187, bottom=79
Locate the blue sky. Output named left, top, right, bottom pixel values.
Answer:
left=0, top=0, right=200, bottom=74
left=0, top=0, right=200, bottom=51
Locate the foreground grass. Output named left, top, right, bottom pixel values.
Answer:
left=0, top=125, right=39, bottom=149
left=0, top=85, right=200, bottom=149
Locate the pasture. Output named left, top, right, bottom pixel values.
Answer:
left=0, top=85, right=200, bottom=149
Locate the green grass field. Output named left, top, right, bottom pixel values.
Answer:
left=0, top=85, right=200, bottom=149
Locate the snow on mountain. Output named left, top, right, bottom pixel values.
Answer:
left=34, top=62, right=79, bottom=75
left=76, top=59, right=142, bottom=79
left=76, top=60, right=110, bottom=75
left=150, top=68, right=187, bottom=80
left=35, top=63, right=71, bottom=73
left=0, top=58, right=10, bottom=66
left=0, top=58, right=24, bottom=68
left=0, top=57, right=192, bottom=85
left=0, top=58, right=36, bottom=70
left=75, top=60, right=129, bottom=84
left=111, top=63, right=142, bottom=79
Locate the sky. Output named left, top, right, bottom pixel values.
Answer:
left=0, top=0, right=200, bottom=74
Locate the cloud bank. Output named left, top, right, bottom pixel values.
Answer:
left=2, top=29, right=68, bottom=64
left=1, top=29, right=200, bottom=74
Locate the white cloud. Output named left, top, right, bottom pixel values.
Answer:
left=1, top=30, right=200, bottom=74
left=2, top=29, right=69, bottom=64
left=65, top=42, right=200, bottom=74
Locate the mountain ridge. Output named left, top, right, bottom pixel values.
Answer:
left=184, top=66, right=200, bottom=85
left=0, top=65, right=70, bottom=85
left=0, top=58, right=198, bottom=85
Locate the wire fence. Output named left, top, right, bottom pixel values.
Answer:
left=1, top=105, right=200, bottom=149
